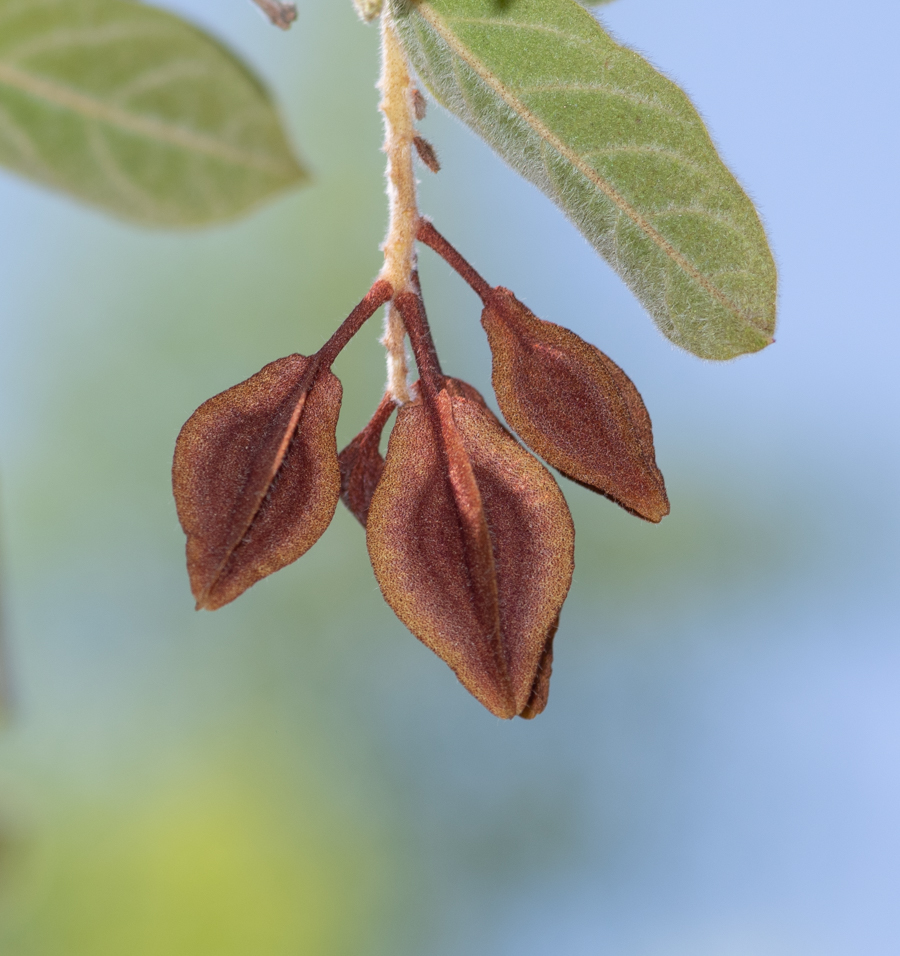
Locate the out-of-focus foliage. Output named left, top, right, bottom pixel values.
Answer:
left=0, top=765, right=393, bottom=956
left=0, top=0, right=305, bottom=225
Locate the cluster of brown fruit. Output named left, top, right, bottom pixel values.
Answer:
left=172, top=221, right=669, bottom=719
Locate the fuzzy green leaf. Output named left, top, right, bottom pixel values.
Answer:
left=391, top=0, right=776, bottom=359
left=0, top=0, right=306, bottom=226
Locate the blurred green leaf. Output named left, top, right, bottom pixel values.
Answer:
left=0, top=0, right=306, bottom=226
left=391, top=0, right=777, bottom=359
left=0, top=495, right=9, bottom=726
left=0, top=767, right=395, bottom=956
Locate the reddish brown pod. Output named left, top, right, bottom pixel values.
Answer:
left=366, top=378, right=574, bottom=719
left=338, top=393, right=395, bottom=526
left=172, top=355, right=342, bottom=610
left=482, top=288, right=670, bottom=523
left=520, top=617, right=558, bottom=720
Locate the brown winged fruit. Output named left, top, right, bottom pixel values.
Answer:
left=338, top=393, right=394, bottom=526
left=173, top=355, right=342, bottom=610
left=365, top=378, right=575, bottom=719
left=482, top=287, right=669, bottom=523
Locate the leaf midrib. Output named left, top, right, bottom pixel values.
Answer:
left=0, top=59, right=296, bottom=175
left=413, top=1, right=754, bottom=325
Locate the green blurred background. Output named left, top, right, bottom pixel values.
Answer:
left=0, top=1, right=898, bottom=953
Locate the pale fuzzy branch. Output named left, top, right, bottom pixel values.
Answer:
left=380, top=301, right=412, bottom=404
left=250, top=0, right=297, bottom=30
left=378, top=14, right=419, bottom=294
left=378, top=12, right=419, bottom=402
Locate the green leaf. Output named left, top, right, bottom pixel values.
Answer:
left=391, top=0, right=776, bottom=360
left=0, top=0, right=306, bottom=226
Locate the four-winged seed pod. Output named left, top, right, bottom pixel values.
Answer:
left=366, top=377, right=574, bottom=719
left=173, top=354, right=343, bottom=611
left=173, top=280, right=392, bottom=610
left=417, top=221, right=669, bottom=525
left=482, top=287, right=669, bottom=524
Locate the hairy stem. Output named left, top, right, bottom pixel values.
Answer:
left=394, top=285, right=444, bottom=401
left=378, top=11, right=419, bottom=403
left=315, top=279, right=394, bottom=369
left=417, top=220, right=492, bottom=301
left=381, top=300, right=411, bottom=403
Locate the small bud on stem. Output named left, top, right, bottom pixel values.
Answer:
left=412, top=88, right=428, bottom=121
left=250, top=0, right=297, bottom=30
left=413, top=136, right=441, bottom=173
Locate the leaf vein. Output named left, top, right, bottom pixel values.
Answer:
left=4, top=22, right=176, bottom=65
left=443, top=15, right=594, bottom=47
left=88, top=125, right=159, bottom=218
left=112, top=59, right=217, bottom=105
left=581, top=144, right=706, bottom=176
left=0, top=100, right=41, bottom=165
left=0, top=60, right=295, bottom=176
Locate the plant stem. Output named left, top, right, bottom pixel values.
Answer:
left=316, top=279, right=393, bottom=369
left=377, top=10, right=419, bottom=403
left=417, top=220, right=492, bottom=301
left=394, top=288, right=444, bottom=401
